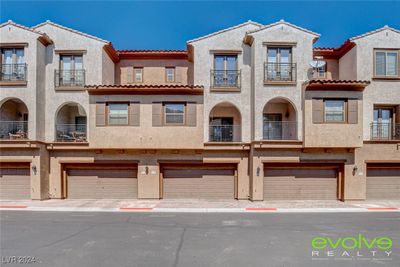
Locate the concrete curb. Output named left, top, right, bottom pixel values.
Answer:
left=0, top=206, right=399, bottom=213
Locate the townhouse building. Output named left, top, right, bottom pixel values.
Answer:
left=0, top=19, right=399, bottom=201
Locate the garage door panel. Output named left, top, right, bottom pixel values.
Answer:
left=163, top=167, right=235, bottom=199
left=264, top=167, right=338, bottom=200
left=67, top=168, right=138, bottom=199
left=0, top=167, right=30, bottom=199
left=367, top=165, right=400, bottom=200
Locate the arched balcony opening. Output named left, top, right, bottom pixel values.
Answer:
left=263, top=98, right=297, bottom=140
left=0, top=98, right=29, bottom=139
left=55, top=102, right=87, bottom=142
left=209, top=102, right=241, bottom=142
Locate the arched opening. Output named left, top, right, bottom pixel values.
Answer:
left=209, top=102, right=241, bottom=142
left=55, top=102, right=87, bottom=142
left=263, top=98, right=297, bottom=140
left=0, top=98, right=29, bottom=139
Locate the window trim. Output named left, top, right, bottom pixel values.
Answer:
left=373, top=49, right=400, bottom=79
left=163, top=102, right=186, bottom=126
left=165, top=67, right=176, bottom=83
left=323, top=99, right=347, bottom=124
left=134, top=67, right=144, bottom=83
left=106, top=102, right=130, bottom=126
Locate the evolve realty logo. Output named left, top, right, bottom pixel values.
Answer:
left=311, top=233, right=394, bottom=261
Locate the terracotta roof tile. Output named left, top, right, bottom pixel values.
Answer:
left=308, top=79, right=370, bottom=85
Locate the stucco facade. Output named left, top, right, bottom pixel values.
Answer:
left=0, top=20, right=399, bottom=201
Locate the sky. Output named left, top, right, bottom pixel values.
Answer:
left=1, top=1, right=400, bottom=50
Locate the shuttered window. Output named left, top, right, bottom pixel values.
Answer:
left=313, top=98, right=358, bottom=124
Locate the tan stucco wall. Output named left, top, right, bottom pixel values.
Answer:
left=190, top=23, right=260, bottom=143
left=303, top=90, right=363, bottom=148
left=252, top=24, right=318, bottom=142
left=117, top=59, right=190, bottom=85
left=89, top=94, right=204, bottom=149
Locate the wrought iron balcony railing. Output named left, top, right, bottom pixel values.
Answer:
left=370, top=122, right=400, bottom=140
left=0, top=121, right=28, bottom=139
left=55, top=124, right=87, bottom=142
left=209, top=125, right=241, bottom=142
left=263, top=121, right=297, bottom=140
left=264, top=63, right=296, bottom=82
left=55, top=69, right=85, bottom=87
left=210, top=70, right=241, bottom=89
left=0, top=64, right=27, bottom=81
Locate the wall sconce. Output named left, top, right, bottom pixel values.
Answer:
left=256, top=166, right=260, bottom=177
left=145, top=166, right=149, bottom=175
left=352, top=165, right=358, bottom=176
left=31, top=165, right=37, bottom=175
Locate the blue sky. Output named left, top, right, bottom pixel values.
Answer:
left=1, top=1, right=400, bottom=49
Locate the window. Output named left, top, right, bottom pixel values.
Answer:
left=134, top=67, right=143, bottom=82
left=166, top=67, right=175, bottom=82
left=266, top=47, right=294, bottom=81
left=375, top=50, right=399, bottom=77
left=59, top=54, right=84, bottom=86
left=213, top=55, right=238, bottom=87
left=164, top=103, right=185, bottom=125
left=108, top=103, right=128, bottom=125
left=325, top=100, right=345, bottom=122
left=1, top=48, right=25, bottom=81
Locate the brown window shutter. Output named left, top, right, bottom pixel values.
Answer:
left=186, top=102, right=197, bottom=127
left=395, top=105, right=400, bottom=123
left=312, top=99, right=324, bottom=123
left=120, top=67, right=127, bottom=84
left=96, top=102, right=106, bottom=126
left=175, top=67, right=182, bottom=83
left=129, top=102, right=140, bottom=126
left=152, top=102, right=163, bottom=126
left=347, top=99, right=358, bottom=124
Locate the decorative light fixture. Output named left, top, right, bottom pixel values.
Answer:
left=31, top=165, right=37, bottom=175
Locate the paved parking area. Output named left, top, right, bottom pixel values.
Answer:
left=1, top=211, right=400, bottom=267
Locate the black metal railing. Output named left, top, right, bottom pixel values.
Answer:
left=209, top=125, right=241, bottom=142
left=0, top=64, right=27, bottom=81
left=264, top=63, right=296, bottom=82
left=370, top=122, right=400, bottom=140
left=55, top=69, right=85, bottom=87
left=210, top=70, right=241, bottom=88
left=263, top=121, right=297, bottom=140
left=55, top=124, right=87, bottom=142
left=0, top=121, right=28, bottom=139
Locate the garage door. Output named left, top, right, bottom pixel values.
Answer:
left=162, top=164, right=236, bottom=199
left=367, top=163, right=400, bottom=199
left=264, top=165, right=338, bottom=200
left=67, top=168, right=138, bottom=199
left=0, top=163, right=30, bottom=199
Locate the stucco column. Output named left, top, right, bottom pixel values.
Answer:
left=30, top=145, right=49, bottom=200
left=343, top=149, right=366, bottom=200
left=250, top=153, right=264, bottom=201
left=138, top=157, right=160, bottom=199
left=237, top=157, right=250, bottom=200
left=49, top=157, right=62, bottom=199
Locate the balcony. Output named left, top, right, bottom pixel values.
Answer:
left=209, top=125, right=241, bottom=142
left=263, top=121, right=297, bottom=140
left=0, top=64, right=27, bottom=85
left=370, top=123, right=400, bottom=140
left=0, top=121, right=28, bottom=140
left=264, top=63, right=296, bottom=84
left=55, top=124, right=87, bottom=142
left=210, top=70, right=241, bottom=90
left=55, top=69, right=85, bottom=89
